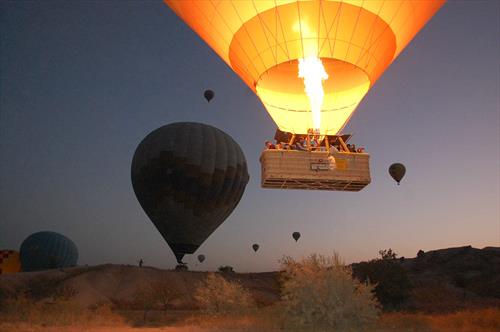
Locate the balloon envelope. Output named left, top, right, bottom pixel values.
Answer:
left=20, top=232, right=78, bottom=272
left=131, top=122, right=249, bottom=264
left=197, top=254, right=205, bottom=263
left=252, top=244, right=259, bottom=252
left=165, top=1, right=444, bottom=134
left=389, top=163, right=406, bottom=185
left=204, top=90, right=214, bottom=102
left=292, top=232, right=301, bottom=242
left=0, top=250, right=21, bottom=274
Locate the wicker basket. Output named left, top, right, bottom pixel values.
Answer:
left=260, top=150, right=370, bottom=191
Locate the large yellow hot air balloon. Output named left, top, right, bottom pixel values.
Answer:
left=164, top=0, right=444, bottom=135
left=0, top=250, right=21, bottom=274
left=164, top=0, right=444, bottom=191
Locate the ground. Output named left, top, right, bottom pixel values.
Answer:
left=1, top=246, right=499, bottom=331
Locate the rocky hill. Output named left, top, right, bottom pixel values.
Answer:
left=0, top=264, right=280, bottom=310
left=400, top=245, right=500, bottom=311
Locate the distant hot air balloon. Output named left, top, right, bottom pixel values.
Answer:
left=131, top=122, right=249, bottom=264
left=292, top=232, right=301, bottom=242
left=197, top=254, right=205, bottom=263
left=389, top=163, right=406, bottom=185
left=204, top=89, right=214, bottom=102
left=0, top=250, right=21, bottom=274
left=20, top=232, right=78, bottom=272
left=252, top=244, right=259, bottom=253
left=165, top=1, right=445, bottom=135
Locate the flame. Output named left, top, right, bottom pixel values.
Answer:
left=298, top=56, right=329, bottom=133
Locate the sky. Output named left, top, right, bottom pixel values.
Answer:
left=0, top=0, right=498, bottom=272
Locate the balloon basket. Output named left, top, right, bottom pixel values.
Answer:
left=260, top=149, right=370, bottom=191
left=175, top=264, right=188, bottom=271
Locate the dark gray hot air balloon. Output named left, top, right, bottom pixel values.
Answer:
left=197, top=254, right=205, bottom=263
left=204, top=90, right=214, bottom=102
left=292, top=232, right=301, bottom=242
left=252, top=244, right=259, bottom=252
left=389, top=163, right=406, bottom=185
left=20, top=231, right=78, bottom=272
left=131, top=122, right=249, bottom=264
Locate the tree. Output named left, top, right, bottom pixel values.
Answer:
left=352, top=249, right=412, bottom=310
left=280, top=253, right=380, bottom=331
left=133, top=279, right=180, bottom=323
left=150, top=279, right=180, bottom=313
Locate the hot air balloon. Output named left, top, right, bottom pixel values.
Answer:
left=20, top=232, right=78, bottom=272
left=204, top=89, right=214, bottom=102
left=164, top=1, right=444, bottom=192
left=197, top=254, right=206, bottom=263
left=131, top=122, right=249, bottom=264
left=252, top=244, right=260, bottom=252
left=0, top=250, right=21, bottom=274
left=292, top=232, right=301, bottom=242
left=389, top=163, right=406, bottom=185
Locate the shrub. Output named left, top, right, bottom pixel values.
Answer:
left=280, top=253, right=380, bottom=332
left=195, top=273, right=254, bottom=315
left=218, top=265, right=235, bottom=273
left=417, top=250, right=425, bottom=258
left=352, top=250, right=412, bottom=310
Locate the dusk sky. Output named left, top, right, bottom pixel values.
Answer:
left=1, top=0, right=498, bottom=272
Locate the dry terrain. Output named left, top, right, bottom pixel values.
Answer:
left=1, top=246, right=499, bottom=331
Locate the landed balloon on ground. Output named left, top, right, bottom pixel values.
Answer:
left=20, top=231, right=78, bottom=272
left=131, top=122, right=249, bottom=264
left=252, top=244, right=259, bottom=253
left=203, top=90, right=214, bottom=102
left=292, top=232, right=301, bottom=242
left=0, top=250, right=21, bottom=274
left=389, top=163, right=406, bottom=185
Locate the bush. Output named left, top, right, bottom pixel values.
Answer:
left=195, top=273, right=254, bottom=315
left=280, top=253, right=380, bottom=332
left=218, top=265, right=235, bottom=273
left=352, top=250, right=412, bottom=310
left=417, top=250, right=425, bottom=258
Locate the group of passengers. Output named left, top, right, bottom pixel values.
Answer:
left=264, top=128, right=365, bottom=153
